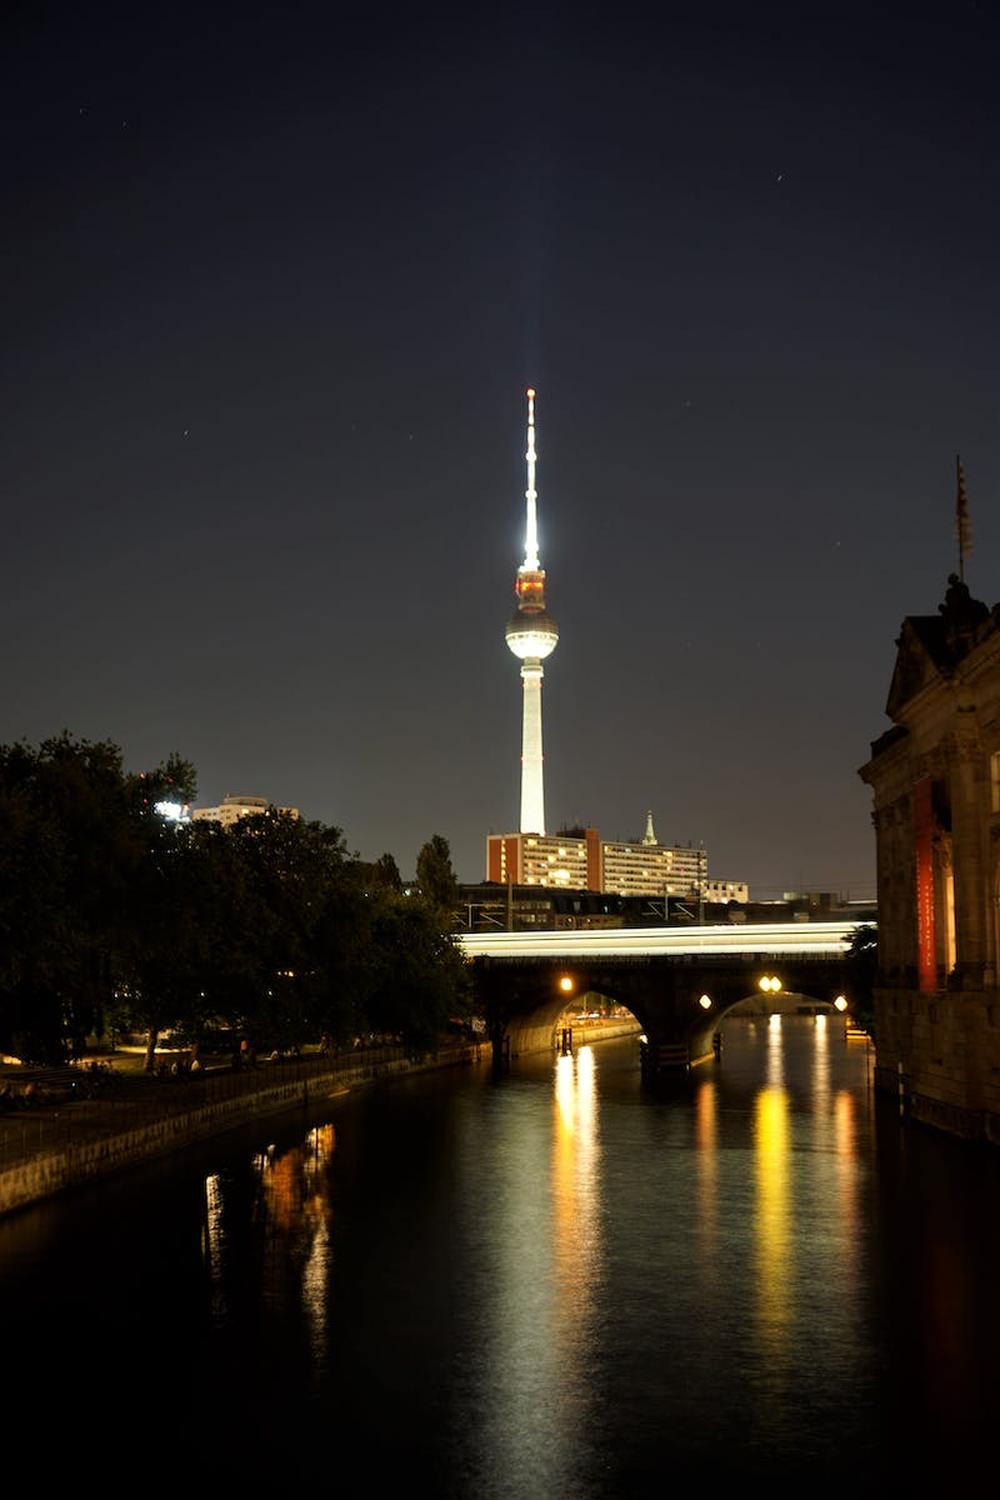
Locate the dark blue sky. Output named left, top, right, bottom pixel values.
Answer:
left=3, top=3, right=999, bottom=891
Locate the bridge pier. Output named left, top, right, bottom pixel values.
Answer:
left=639, top=1031, right=719, bottom=1080
left=640, top=1039, right=694, bottom=1078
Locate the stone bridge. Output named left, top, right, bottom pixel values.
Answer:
left=460, top=923, right=864, bottom=1076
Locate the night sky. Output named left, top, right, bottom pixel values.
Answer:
left=4, top=3, right=999, bottom=893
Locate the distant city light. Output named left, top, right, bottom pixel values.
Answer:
left=154, top=801, right=190, bottom=822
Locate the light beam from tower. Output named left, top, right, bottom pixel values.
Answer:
left=505, top=387, right=558, bottom=834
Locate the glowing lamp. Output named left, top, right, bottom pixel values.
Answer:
left=833, top=995, right=848, bottom=1012
left=558, top=975, right=575, bottom=994
left=699, top=994, right=713, bottom=1010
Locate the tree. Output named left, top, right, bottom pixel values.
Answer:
left=846, top=924, right=878, bottom=1030
left=0, top=734, right=473, bottom=1063
left=374, top=852, right=402, bottom=891
left=366, top=889, right=471, bottom=1049
left=0, top=734, right=146, bottom=1060
left=225, top=811, right=353, bottom=1047
left=415, top=834, right=458, bottom=922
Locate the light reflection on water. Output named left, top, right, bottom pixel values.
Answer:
left=3, top=1020, right=1000, bottom=1490
left=551, top=1046, right=601, bottom=1386
left=754, top=1079, right=791, bottom=1348
left=694, top=1076, right=717, bottom=1266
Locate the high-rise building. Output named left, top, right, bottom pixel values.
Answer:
left=486, top=815, right=747, bottom=902
left=505, top=388, right=558, bottom=834
left=192, top=793, right=299, bottom=827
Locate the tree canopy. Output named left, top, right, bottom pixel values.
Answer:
left=0, top=734, right=468, bottom=1063
left=416, top=834, right=459, bottom=920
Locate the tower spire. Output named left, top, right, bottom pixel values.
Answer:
left=524, top=387, right=540, bottom=570
left=643, top=810, right=657, bottom=845
left=506, top=386, right=558, bottom=834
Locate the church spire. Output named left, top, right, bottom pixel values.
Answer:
left=642, top=809, right=657, bottom=845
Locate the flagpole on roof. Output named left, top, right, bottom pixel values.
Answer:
left=955, top=453, right=971, bottom=584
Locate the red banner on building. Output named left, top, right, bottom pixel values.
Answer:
left=913, top=777, right=937, bottom=992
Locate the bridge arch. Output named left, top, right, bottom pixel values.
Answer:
left=464, top=923, right=865, bottom=1074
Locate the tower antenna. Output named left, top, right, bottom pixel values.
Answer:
left=524, top=387, right=539, bottom=570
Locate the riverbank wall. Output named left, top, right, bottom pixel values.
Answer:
left=557, top=1020, right=643, bottom=1047
left=0, top=1043, right=488, bottom=1219
left=874, top=986, right=1000, bottom=1145
left=506, top=1016, right=641, bottom=1056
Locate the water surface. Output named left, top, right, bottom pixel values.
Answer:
left=2, top=1019, right=998, bottom=1492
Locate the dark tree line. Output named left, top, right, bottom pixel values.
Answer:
left=0, top=734, right=468, bottom=1064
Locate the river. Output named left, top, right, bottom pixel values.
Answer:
left=1, top=1019, right=998, bottom=1492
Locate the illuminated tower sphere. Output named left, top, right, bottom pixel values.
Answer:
left=505, top=387, right=558, bottom=834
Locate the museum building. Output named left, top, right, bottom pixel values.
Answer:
left=860, top=575, right=1000, bottom=1141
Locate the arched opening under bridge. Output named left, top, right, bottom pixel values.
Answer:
left=471, top=943, right=857, bottom=1075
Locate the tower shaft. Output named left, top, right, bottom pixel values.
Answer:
left=519, top=660, right=545, bottom=834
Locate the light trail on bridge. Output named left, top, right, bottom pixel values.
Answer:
left=458, top=922, right=868, bottom=960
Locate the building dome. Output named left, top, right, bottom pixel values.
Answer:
left=506, top=607, right=559, bottom=660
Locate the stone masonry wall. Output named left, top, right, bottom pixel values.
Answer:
left=874, top=987, right=1000, bottom=1143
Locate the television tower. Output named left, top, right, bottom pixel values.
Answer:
left=505, top=387, right=558, bottom=833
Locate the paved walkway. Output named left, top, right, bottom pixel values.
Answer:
left=0, top=1047, right=408, bottom=1175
